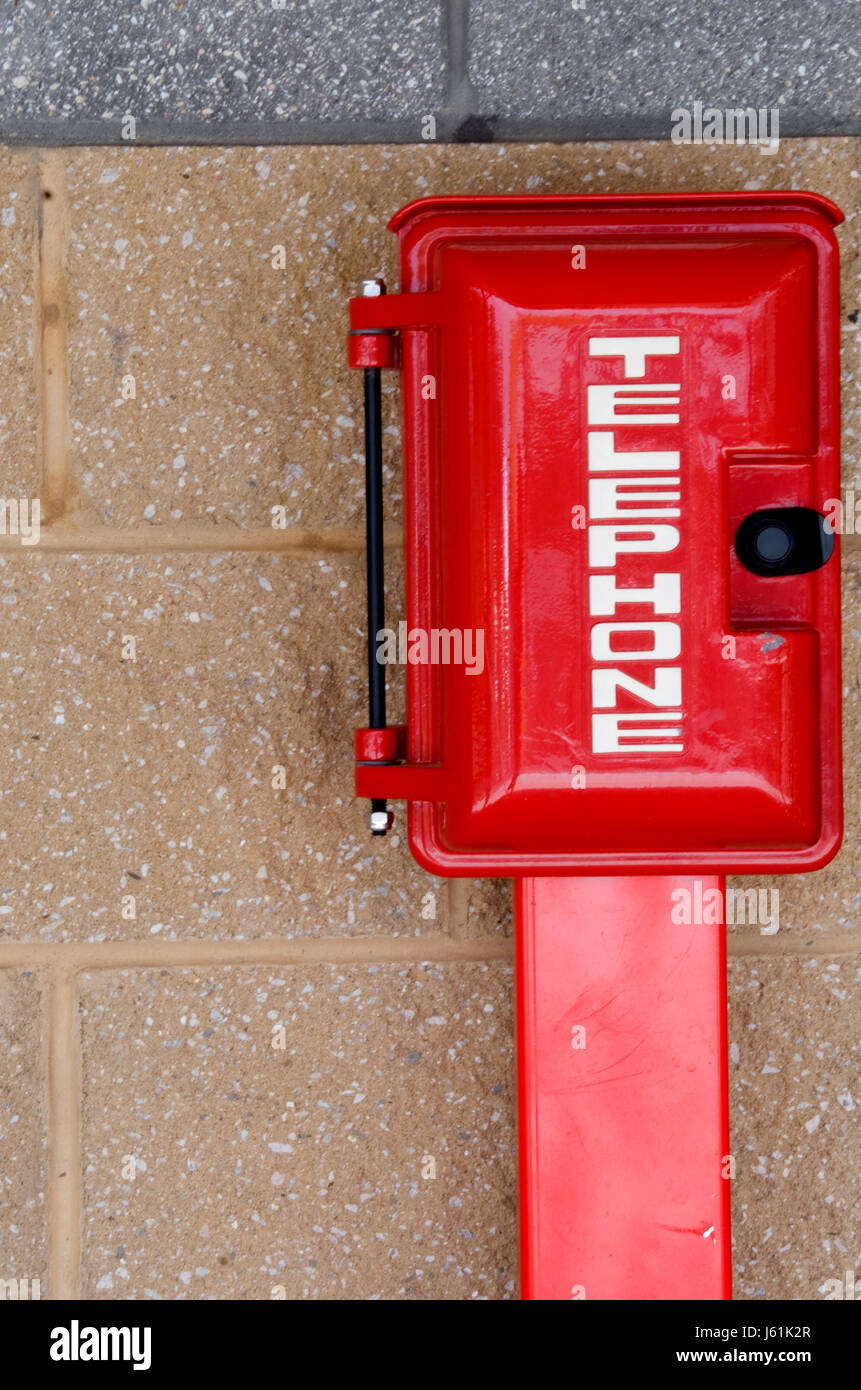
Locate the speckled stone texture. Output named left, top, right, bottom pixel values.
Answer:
left=0, top=972, right=47, bottom=1294
left=0, top=148, right=38, bottom=498
left=0, top=1, right=856, bottom=142
left=65, top=147, right=408, bottom=532
left=79, top=963, right=515, bottom=1299
left=730, top=957, right=861, bottom=1299
left=468, top=0, right=860, bottom=133
left=0, top=140, right=856, bottom=1302
left=0, top=551, right=440, bottom=942
left=0, top=1, right=445, bottom=127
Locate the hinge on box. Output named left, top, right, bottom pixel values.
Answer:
left=348, top=279, right=444, bottom=835
left=354, top=279, right=395, bottom=836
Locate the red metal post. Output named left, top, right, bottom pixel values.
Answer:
left=516, top=875, right=732, bottom=1300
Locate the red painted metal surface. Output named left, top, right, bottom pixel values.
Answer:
left=351, top=193, right=843, bottom=876
left=517, top=876, right=732, bottom=1300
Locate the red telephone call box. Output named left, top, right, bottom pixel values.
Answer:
left=348, top=193, right=843, bottom=1300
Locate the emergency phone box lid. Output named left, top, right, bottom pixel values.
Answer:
left=355, top=193, right=843, bottom=875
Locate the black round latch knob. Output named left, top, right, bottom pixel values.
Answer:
left=735, top=507, right=834, bottom=577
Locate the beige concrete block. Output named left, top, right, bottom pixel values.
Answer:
left=0, top=148, right=38, bottom=503
left=80, top=963, right=515, bottom=1300
left=0, top=550, right=441, bottom=941
left=729, top=956, right=861, bottom=1299
left=448, top=877, right=513, bottom=939
left=0, top=971, right=47, bottom=1296
left=63, top=140, right=859, bottom=535
left=65, top=146, right=405, bottom=533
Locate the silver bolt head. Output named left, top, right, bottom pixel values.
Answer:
left=361, top=277, right=386, bottom=297
left=370, top=809, right=393, bottom=834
